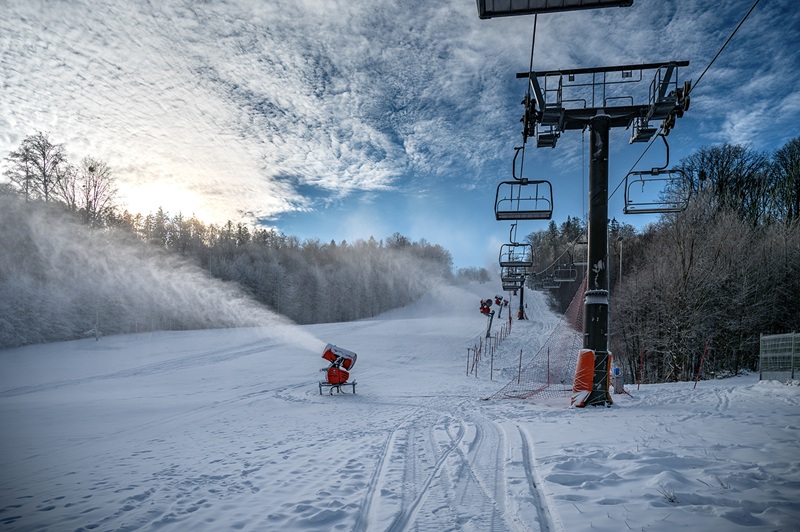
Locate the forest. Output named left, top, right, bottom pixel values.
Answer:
left=0, top=133, right=468, bottom=349
left=525, top=137, right=800, bottom=383
left=2, top=132, right=799, bottom=386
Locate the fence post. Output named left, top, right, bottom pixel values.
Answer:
left=693, top=339, right=711, bottom=389
left=638, top=344, right=644, bottom=390
left=517, top=349, right=523, bottom=384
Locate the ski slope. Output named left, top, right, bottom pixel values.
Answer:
left=1, top=282, right=798, bottom=531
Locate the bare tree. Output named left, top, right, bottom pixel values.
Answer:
left=770, top=137, right=800, bottom=222
left=77, top=157, right=117, bottom=225
left=3, top=132, right=69, bottom=202
left=679, top=143, right=770, bottom=225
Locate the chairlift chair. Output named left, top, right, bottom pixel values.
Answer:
left=542, top=276, right=560, bottom=289
left=494, top=180, right=554, bottom=220
left=622, top=134, right=690, bottom=214
left=623, top=170, right=690, bottom=214
left=499, top=243, right=533, bottom=268
left=553, top=265, right=578, bottom=282
left=572, top=239, right=588, bottom=266
left=502, top=281, right=524, bottom=292
left=501, top=268, right=526, bottom=284
left=494, top=146, right=554, bottom=221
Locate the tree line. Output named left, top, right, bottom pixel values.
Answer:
left=1, top=132, right=470, bottom=348
left=524, top=137, right=800, bottom=383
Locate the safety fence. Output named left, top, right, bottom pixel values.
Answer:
left=487, top=277, right=587, bottom=401
left=466, top=318, right=513, bottom=381
left=760, top=332, right=799, bottom=382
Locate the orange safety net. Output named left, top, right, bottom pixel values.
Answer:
left=488, top=276, right=587, bottom=401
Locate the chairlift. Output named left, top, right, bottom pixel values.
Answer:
left=553, top=265, right=578, bottom=282
left=542, top=276, right=560, bottom=289
left=494, top=146, right=554, bottom=221
left=499, top=242, right=533, bottom=268
left=501, top=267, right=526, bottom=284
left=623, top=134, right=690, bottom=215
left=495, top=180, right=554, bottom=220
left=502, top=281, right=524, bottom=292
left=572, top=239, right=588, bottom=266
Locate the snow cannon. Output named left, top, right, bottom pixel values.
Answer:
left=321, top=343, right=357, bottom=370
left=319, top=344, right=358, bottom=395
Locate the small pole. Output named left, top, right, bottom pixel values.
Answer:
left=490, top=347, right=494, bottom=381
left=517, top=349, right=523, bottom=384
left=467, top=348, right=470, bottom=376
left=638, top=344, right=645, bottom=390
left=547, top=347, right=550, bottom=386
left=693, top=339, right=711, bottom=389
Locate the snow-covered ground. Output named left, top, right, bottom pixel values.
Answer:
left=1, top=282, right=798, bottom=531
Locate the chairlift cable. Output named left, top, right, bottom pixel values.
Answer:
left=689, top=0, right=762, bottom=97
left=532, top=233, right=585, bottom=277
left=609, top=128, right=660, bottom=201
left=609, top=0, right=762, bottom=203
left=525, top=14, right=538, bottom=118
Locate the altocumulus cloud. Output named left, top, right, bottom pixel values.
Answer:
left=1, top=0, right=798, bottom=227
left=0, top=0, right=527, bottom=222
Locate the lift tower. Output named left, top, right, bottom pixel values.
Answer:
left=476, top=0, right=691, bottom=406
left=517, top=62, right=691, bottom=406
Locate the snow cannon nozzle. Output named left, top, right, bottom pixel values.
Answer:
left=322, top=343, right=357, bottom=370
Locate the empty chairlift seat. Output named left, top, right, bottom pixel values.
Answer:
left=495, top=180, right=553, bottom=221
left=553, top=265, right=578, bottom=282
left=499, top=243, right=533, bottom=268
left=623, top=169, right=690, bottom=214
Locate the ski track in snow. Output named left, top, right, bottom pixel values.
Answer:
left=2, top=283, right=799, bottom=531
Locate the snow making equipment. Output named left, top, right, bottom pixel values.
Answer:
left=319, top=343, right=357, bottom=394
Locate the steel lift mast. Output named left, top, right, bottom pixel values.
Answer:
left=476, top=0, right=691, bottom=406
left=516, top=62, right=690, bottom=406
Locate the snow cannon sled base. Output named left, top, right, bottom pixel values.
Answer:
left=319, top=343, right=357, bottom=395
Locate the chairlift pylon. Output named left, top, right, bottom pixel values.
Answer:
left=623, top=134, right=690, bottom=215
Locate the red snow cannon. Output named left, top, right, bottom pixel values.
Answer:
left=319, top=343, right=357, bottom=395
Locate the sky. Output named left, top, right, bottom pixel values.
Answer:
left=1, top=0, right=799, bottom=268
left=1, top=281, right=798, bottom=530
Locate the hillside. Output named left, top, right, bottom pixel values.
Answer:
left=1, top=282, right=798, bottom=531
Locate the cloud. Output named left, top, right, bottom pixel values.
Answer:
left=1, top=0, right=798, bottom=243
